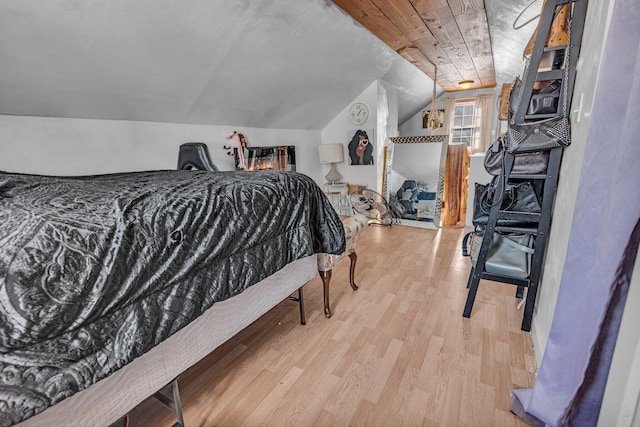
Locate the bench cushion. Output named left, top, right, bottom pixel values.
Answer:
left=317, top=213, right=368, bottom=271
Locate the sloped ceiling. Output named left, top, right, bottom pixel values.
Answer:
left=332, top=0, right=541, bottom=91
left=332, top=0, right=495, bottom=91
left=0, top=0, right=439, bottom=130
left=0, top=0, right=537, bottom=130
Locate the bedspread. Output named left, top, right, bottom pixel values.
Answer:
left=0, top=170, right=345, bottom=426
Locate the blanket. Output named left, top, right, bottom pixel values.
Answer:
left=0, top=170, right=345, bottom=426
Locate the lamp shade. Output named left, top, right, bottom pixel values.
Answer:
left=318, top=143, right=344, bottom=163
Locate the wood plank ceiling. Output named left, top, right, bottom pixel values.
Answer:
left=332, top=0, right=496, bottom=92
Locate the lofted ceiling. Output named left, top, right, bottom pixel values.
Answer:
left=332, top=0, right=496, bottom=92
left=0, top=0, right=539, bottom=130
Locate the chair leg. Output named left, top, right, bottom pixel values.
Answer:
left=319, top=270, right=332, bottom=318
left=348, top=251, right=359, bottom=290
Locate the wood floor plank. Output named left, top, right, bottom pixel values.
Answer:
left=270, top=372, right=341, bottom=427
left=322, top=360, right=372, bottom=418
left=364, top=338, right=404, bottom=403
left=125, top=225, right=535, bottom=426
left=239, top=366, right=303, bottom=426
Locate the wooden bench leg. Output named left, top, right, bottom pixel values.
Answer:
left=348, top=251, right=358, bottom=290
left=319, top=270, right=332, bottom=318
left=319, top=252, right=361, bottom=319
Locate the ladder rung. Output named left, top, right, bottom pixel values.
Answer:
left=498, top=211, right=541, bottom=222
left=507, top=173, right=548, bottom=180
left=524, top=113, right=557, bottom=120
left=543, top=45, right=567, bottom=52
left=536, top=69, right=564, bottom=80
left=530, top=92, right=559, bottom=100
left=480, top=273, right=530, bottom=287
left=495, top=225, right=539, bottom=234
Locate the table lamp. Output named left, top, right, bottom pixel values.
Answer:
left=318, top=143, right=344, bottom=184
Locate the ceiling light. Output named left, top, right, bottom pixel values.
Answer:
left=459, top=80, right=474, bottom=90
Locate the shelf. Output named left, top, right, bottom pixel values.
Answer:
left=535, top=69, right=564, bottom=81
left=530, top=92, right=559, bottom=100
left=524, top=113, right=558, bottom=120
left=508, top=173, right=549, bottom=180
left=323, top=182, right=351, bottom=216
left=543, top=45, right=567, bottom=52
left=464, top=0, right=587, bottom=332
left=480, top=273, right=530, bottom=288
left=498, top=211, right=540, bottom=222
left=494, top=224, right=539, bottom=234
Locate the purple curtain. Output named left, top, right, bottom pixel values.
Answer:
left=510, top=0, right=640, bottom=424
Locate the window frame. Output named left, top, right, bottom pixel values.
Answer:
left=449, top=99, right=476, bottom=147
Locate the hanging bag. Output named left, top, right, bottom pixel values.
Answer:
left=462, top=231, right=535, bottom=280
left=472, top=177, right=542, bottom=226
left=485, top=233, right=535, bottom=279
left=507, top=14, right=574, bottom=154
left=484, top=134, right=550, bottom=176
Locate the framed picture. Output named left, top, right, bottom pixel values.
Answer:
left=346, top=129, right=374, bottom=165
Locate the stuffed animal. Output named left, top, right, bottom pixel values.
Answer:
left=224, top=131, right=248, bottom=170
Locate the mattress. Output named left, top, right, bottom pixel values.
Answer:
left=16, top=255, right=317, bottom=427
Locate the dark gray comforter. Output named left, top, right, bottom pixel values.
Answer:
left=0, top=170, right=345, bottom=426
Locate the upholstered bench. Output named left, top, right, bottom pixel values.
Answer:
left=317, top=213, right=368, bottom=318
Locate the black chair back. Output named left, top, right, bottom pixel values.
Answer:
left=177, top=143, right=219, bottom=171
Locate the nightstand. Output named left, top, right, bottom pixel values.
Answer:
left=323, top=182, right=352, bottom=215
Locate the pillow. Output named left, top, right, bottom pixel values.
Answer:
left=401, top=190, right=414, bottom=201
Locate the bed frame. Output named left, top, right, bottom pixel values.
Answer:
left=16, top=256, right=316, bottom=427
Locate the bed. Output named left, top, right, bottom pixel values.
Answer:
left=0, top=169, right=345, bottom=427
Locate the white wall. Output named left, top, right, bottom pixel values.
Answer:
left=465, top=153, right=493, bottom=226
left=0, top=115, right=320, bottom=177
left=399, top=94, right=446, bottom=137
left=320, top=81, right=379, bottom=191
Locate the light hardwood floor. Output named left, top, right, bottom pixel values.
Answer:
left=127, top=225, right=537, bottom=426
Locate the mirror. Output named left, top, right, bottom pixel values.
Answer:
left=243, top=146, right=296, bottom=171
left=386, top=135, right=448, bottom=230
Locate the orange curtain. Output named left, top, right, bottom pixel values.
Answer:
left=441, top=144, right=470, bottom=227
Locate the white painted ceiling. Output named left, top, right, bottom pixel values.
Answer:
left=0, top=0, right=539, bottom=130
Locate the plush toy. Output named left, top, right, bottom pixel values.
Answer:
left=224, top=131, right=248, bottom=170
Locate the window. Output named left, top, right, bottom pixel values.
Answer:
left=450, top=101, right=475, bottom=146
